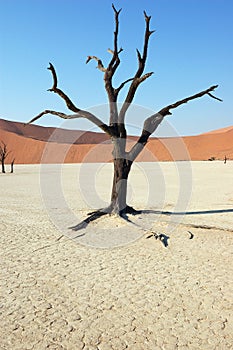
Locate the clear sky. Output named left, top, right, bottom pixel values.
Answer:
left=0, top=0, right=232, bottom=136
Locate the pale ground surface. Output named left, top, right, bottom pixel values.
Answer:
left=1, top=162, right=233, bottom=349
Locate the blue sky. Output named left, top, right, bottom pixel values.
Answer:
left=0, top=0, right=232, bottom=136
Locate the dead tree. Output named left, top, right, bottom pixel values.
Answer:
left=10, top=158, right=15, bottom=173
left=0, top=141, right=11, bottom=174
left=28, top=5, right=222, bottom=230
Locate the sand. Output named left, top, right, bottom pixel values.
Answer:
left=1, top=161, right=233, bottom=349
left=1, top=118, right=233, bottom=163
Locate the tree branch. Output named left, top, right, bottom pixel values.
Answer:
left=27, top=110, right=112, bottom=136
left=108, top=47, right=123, bottom=56
left=128, top=85, right=222, bottom=161
left=128, top=113, right=164, bottom=161
left=86, top=56, right=107, bottom=72
left=159, top=85, right=222, bottom=116
left=47, top=63, right=80, bottom=112
left=114, top=72, right=153, bottom=97
left=87, top=5, right=124, bottom=128
left=142, top=11, right=155, bottom=66
left=107, top=4, right=122, bottom=75
left=115, top=77, right=134, bottom=95
left=28, top=63, right=112, bottom=136
left=87, top=4, right=122, bottom=113
left=207, top=92, right=223, bottom=102
left=0, top=141, right=11, bottom=161
left=119, top=11, right=155, bottom=122
left=101, top=4, right=123, bottom=127
left=137, top=71, right=154, bottom=84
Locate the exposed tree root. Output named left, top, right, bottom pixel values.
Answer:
left=69, top=209, right=110, bottom=231
left=67, top=205, right=201, bottom=249
left=69, top=205, right=141, bottom=231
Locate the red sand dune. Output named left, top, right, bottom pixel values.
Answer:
left=0, top=118, right=232, bottom=164
left=201, top=125, right=233, bottom=135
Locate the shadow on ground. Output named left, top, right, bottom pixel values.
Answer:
left=142, top=208, right=233, bottom=216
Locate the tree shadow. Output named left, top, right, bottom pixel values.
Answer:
left=68, top=207, right=231, bottom=246
left=141, top=208, right=233, bottom=216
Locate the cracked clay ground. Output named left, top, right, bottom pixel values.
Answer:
left=1, top=163, right=233, bottom=349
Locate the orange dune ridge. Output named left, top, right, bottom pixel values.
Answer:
left=0, top=118, right=232, bottom=164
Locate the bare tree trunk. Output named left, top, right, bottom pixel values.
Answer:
left=11, top=159, right=15, bottom=173
left=27, top=5, right=221, bottom=232
left=110, top=158, right=132, bottom=215
left=0, top=141, right=11, bottom=174
left=1, top=160, right=5, bottom=173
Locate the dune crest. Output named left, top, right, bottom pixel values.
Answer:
left=0, top=118, right=232, bottom=163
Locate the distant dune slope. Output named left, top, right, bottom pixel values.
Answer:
left=0, top=118, right=109, bottom=144
left=201, top=125, right=233, bottom=135
left=0, top=118, right=232, bottom=163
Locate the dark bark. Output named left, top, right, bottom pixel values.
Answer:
left=27, top=5, right=222, bottom=231
left=11, top=159, right=15, bottom=173
left=1, top=160, right=5, bottom=173
left=0, top=141, right=11, bottom=174
left=110, top=157, right=132, bottom=214
left=129, top=85, right=222, bottom=162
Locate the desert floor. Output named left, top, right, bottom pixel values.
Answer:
left=1, top=161, right=233, bottom=349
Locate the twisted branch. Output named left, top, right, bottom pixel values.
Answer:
left=47, top=63, right=79, bottom=112
left=27, top=110, right=112, bottom=135
left=107, top=4, right=122, bottom=75
left=86, top=56, right=106, bottom=72
left=159, top=85, right=222, bottom=116
left=115, top=77, right=134, bottom=95
left=86, top=4, right=122, bottom=111
left=128, top=85, right=222, bottom=161
left=28, top=63, right=112, bottom=135
left=119, top=11, right=155, bottom=122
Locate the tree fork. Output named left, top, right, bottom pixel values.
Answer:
left=27, top=5, right=222, bottom=233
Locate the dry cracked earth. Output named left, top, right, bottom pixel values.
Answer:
left=1, top=166, right=233, bottom=349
